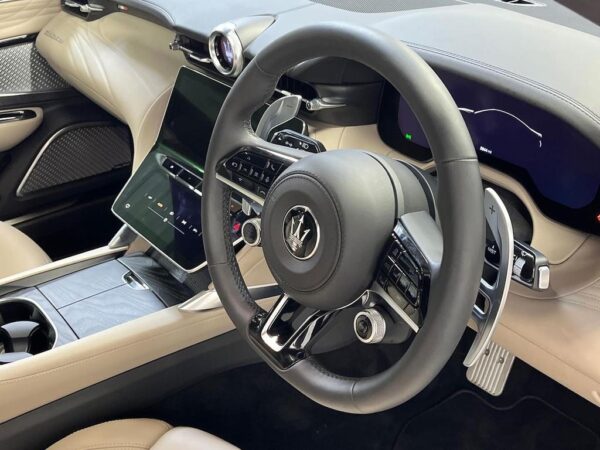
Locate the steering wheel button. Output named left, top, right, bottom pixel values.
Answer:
left=389, top=241, right=403, bottom=260
left=248, top=168, right=262, bottom=182
left=239, top=164, right=251, bottom=176
left=407, top=283, right=418, bottom=303
left=266, top=160, right=282, bottom=173
left=390, top=264, right=402, bottom=282
left=232, top=175, right=254, bottom=191
left=376, top=272, right=388, bottom=289
left=485, top=240, right=500, bottom=265
left=382, top=257, right=393, bottom=274
left=397, top=273, right=410, bottom=291
left=240, top=151, right=268, bottom=169
left=397, top=257, right=413, bottom=276
left=225, top=158, right=239, bottom=172
left=262, top=174, right=273, bottom=185
left=255, top=185, right=268, bottom=198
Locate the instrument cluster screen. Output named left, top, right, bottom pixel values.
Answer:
left=379, top=69, right=600, bottom=235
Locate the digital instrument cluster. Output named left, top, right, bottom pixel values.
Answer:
left=379, top=69, right=600, bottom=236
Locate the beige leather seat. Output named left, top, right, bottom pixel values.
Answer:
left=49, top=418, right=238, bottom=450
left=0, top=221, right=51, bottom=279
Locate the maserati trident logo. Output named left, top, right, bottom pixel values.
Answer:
left=283, top=206, right=320, bottom=260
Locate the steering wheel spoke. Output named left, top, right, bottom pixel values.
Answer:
left=368, top=211, right=442, bottom=335
left=249, top=295, right=339, bottom=369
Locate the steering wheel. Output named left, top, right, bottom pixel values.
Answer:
left=202, top=23, right=485, bottom=414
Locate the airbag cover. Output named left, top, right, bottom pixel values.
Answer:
left=261, top=150, right=395, bottom=310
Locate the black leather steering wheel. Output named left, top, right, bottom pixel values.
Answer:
left=202, top=23, right=485, bottom=414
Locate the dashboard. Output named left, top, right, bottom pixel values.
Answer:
left=33, top=0, right=600, bottom=411
left=379, top=69, right=600, bottom=235
left=31, top=0, right=600, bottom=404
left=110, top=52, right=600, bottom=273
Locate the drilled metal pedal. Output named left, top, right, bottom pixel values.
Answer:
left=466, top=341, right=515, bottom=396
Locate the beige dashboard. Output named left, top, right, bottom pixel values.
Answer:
left=19, top=9, right=599, bottom=421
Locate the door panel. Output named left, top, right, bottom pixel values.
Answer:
left=0, top=107, right=42, bottom=151
left=0, top=0, right=60, bottom=41
left=0, top=32, right=133, bottom=258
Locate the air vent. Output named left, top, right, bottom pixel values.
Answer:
left=62, top=0, right=105, bottom=19
left=494, top=0, right=545, bottom=6
left=170, top=35, right=212, bottom=68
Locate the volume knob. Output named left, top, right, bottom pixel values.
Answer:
left=354, top=309, right=386, bottom=344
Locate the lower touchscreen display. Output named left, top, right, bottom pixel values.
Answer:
left=112, top=67, right=304, bottom=271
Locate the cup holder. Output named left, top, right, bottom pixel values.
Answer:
left=0, top=298, right=56, bottom=365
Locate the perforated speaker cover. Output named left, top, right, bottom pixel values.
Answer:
left=0, top=42, right=69, bottom=93
left=17, top=125, right=132, bottom=196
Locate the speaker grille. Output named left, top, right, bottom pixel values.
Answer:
left=18, top=125, right=132, bottom=196
left=0, top=41, right=69, bottom=93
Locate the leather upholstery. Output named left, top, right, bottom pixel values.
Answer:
left=48, top=418, right=238, bottom=450
left=0, top=221, right=50, bottom=279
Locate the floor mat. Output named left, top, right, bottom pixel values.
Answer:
left=144, top=334, right=600, bottom=450
left=396, top=390, right=600, bottom=450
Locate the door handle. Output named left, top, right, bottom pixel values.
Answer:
left=0, top=110, right=36, bottom=124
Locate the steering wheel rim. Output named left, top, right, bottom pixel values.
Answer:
left=202, top=22, right=485, bottom=414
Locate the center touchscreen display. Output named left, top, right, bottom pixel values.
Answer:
left=112, top=67, right=304, bottom=271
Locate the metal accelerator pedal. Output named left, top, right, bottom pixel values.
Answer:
left=466, top=340, right=515, bottom=396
